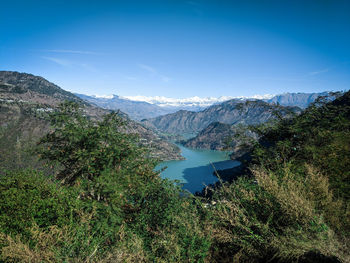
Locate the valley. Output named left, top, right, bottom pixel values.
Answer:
left=1, top=70, right=348, bottom=263
left=0, top=71, right=332, bottom=187
left=2, top=1, right=349, bottom=261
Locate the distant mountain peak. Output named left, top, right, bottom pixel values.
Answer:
left=102, top=94, right=276, bottom=108
left=90, top=94, right=117, bottom=99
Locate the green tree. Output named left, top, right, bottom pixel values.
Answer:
left=37, top=101, right=152, bottom=186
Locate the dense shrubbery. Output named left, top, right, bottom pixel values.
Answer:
left=0, top=102, right=210, bottom=262
left=1, top=92, right=349, bottom=262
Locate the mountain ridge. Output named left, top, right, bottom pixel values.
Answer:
left=77, top=91, right=330, bottom=120
left=142, top=99, right=301, bottom=135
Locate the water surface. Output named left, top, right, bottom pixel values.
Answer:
left=156, top=145, right=240, bottom=193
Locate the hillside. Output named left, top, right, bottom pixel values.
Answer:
left=0, top=71, right=81, bottom=103
left=183, top=122, right=234, bottom=150
left=0, top=71, right=183, bottom=170
left=183, top=122, right=258, bottom=151
left=143, top=99, right=300, bottom=135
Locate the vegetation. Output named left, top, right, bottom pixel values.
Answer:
left=205, top=91, right=350, bottom=262
left=1, top=91, right=349, bottom=262
left=0, top=102, right=210, bottom=262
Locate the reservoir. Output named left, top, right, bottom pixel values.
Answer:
left=156, top=145, right=240, bottom=193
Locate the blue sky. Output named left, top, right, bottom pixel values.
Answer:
left=1, top=0, right=349, bottom=97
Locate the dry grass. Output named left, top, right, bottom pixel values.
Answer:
left=207, top=163, right=350, bottom=262
left=100, top=225, right=148, bottom=263
left=0, top=225, right=69, bottom=263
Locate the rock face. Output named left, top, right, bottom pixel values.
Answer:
left=143, top=99, right=300, bottom=135
left=266, top=92, right=329, bottom=108
left=0, top=71, right=183, bottom=164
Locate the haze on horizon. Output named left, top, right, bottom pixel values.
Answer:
left=1, top=0, right=349, bottom=98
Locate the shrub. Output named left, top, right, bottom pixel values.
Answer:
left=206, top=164, right=349, bottom=262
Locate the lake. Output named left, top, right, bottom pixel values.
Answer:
left=155, top=145, right=240, bottom=193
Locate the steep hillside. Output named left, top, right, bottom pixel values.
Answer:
left=0, top=71, right=182, bottom=170
left=183, top=122, right=234, bottom=150
left=183, top=122, right=258, bottom=151
left=143, top=99, right=300, bottom=135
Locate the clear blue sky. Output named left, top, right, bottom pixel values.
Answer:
left=1, top=0, right=349, bottom=97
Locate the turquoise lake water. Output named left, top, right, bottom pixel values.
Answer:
left=155, top=145, right=240, bottom=193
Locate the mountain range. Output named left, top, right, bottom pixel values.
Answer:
left=76, top=92, right=329, bottom=121
left=75, top=90, right=331, bottom=152
left=142, top=99, right=301, bottom=135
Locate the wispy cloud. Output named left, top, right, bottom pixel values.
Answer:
left=40, top=49, right=104, bottom=55
left=42, top=56, right=97, bottom=72
left=308, top=68, right=330, bottom=76
left=138, top=63, right=171, bottom=82
left=138, top=64, right=157, bottom=74
left=42, top=57, right=72, bottom=66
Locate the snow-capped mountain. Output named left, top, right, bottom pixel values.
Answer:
left=121, top=94, right=274, bottom=108
left=76, top=92, right=329, bottom=121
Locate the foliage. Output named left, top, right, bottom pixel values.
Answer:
left=251, top=91, right=350, bottom=201
left=206, top=164, right=348, bottom=263
left=0, top=170, right=76, bottom=241
left=1, top=101, right=210, bottom=262
left=36, top=101, right=145, bottom=185
left=204, top=91, right=350, bottom=262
